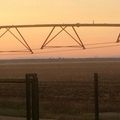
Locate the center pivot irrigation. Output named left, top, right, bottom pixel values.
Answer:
left=0, top=23, right=120, bottom=54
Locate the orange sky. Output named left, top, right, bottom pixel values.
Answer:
left=0, top=0, right=120, bottom=58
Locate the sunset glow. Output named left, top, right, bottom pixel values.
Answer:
left=0, top=0, right=120, bottom=58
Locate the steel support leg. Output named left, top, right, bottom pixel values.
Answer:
left=116, top=33, right=120, bottom=43
left=15, top=27, right=33, bottom=54
left=61, top=26, right=85, bottom=49
left=72, top=27, right=85, bottom=49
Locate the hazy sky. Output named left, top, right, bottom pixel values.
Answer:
left=1, top=0, right=120, bottom=24
left=0, top=0, right=120, bottom=58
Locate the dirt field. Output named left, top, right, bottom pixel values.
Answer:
left=0, top=58, right=120, bottom=81
left=0, top=58, right=120, bottom=120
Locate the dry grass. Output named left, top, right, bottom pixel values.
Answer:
left=0, top=60, right=120, bottom=81
left=0, top=59, right=120, bottom=119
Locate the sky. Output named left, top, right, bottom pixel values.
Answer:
left=0, top=0, right=120, bottom=59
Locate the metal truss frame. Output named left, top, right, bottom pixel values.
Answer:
left=116, top=33, right=120, bottom=43
left=40, top=26, right=85, bottom=49
left=0, top=27, right=33, bottom=54
left=0, top=23, right=120, bottom=54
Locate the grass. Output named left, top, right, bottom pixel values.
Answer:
left=0, top=59, right=120, bottom=119
left=0, top=98, right=26, bottom=117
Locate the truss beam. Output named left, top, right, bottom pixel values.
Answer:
left=41, top=26, right=85, bottom=49
left=0, top=28, right=33, bottom=54
left=0, top=23, right=120, bottom=54
left=0, top=23, right=120, bottom=28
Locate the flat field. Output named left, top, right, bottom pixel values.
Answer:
left=0, top=58, right=120, bottom=120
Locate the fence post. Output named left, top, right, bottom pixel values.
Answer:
left=94, top=73, right=99, bottom=120
left=31, top=73, right=39, bottom=120
left=26, top=73, right=39, bottom=120
left=26, top=74, right=32, bottom=120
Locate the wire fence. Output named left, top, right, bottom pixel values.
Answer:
left=0, top=73, right=120, bottom=120
left=39, top=73, right=120, bottom=120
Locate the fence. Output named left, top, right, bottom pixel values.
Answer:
left=39, top=73, right=120, bottom=120
left=94, top=73, right=99, bottom=120
left=0, top=73, right=120, bottom=120
left=0, top=73, right=39, bottom=120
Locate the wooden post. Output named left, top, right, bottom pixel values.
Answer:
left=26, top=73, right=39, bottom=120
left=31, top=73, right=39, bottom=120
left=26, top=74, right=32, bottom=120
left=94, top=73, right=99, bottom=120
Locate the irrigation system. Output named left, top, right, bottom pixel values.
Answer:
left=0, top=23, right=120, bottom=54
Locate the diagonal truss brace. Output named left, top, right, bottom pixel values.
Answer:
left=116, top=33, right=120, bottom=43
left=15, top=27, right=33, bottom=54
left=0, top=27, right=33, bottom=54
left=41, top=26, right=55, bottom=49
left=41, top=26, right=67, bottom=49
left=41, top=26, right=85, bottom=49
